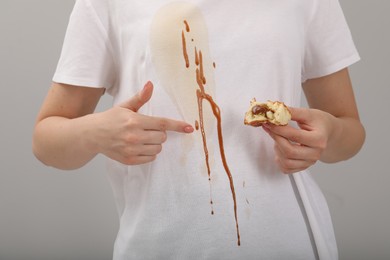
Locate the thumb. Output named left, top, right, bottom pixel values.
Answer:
left=289, top=107, right=313, bottom=124
left=120, top=81, right=153, bottom=112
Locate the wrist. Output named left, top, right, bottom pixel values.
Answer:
left=320, top=112, right=364, bottom=163
left=81, top=113, right=102, bottom=156
left=319, top=111, right=343, bottom=163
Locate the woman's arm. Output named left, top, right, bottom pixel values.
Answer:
left=263, top=68, right=365, bottom=173
left=33, top=82, right=194, bottom=170
left=33, top=83, right=104, bottom=170
left=302, top=68, right=365, bottom=162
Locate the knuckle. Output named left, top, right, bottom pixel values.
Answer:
left=158, top=119, right=168, bottom=131
left=317, top=140, right=327, bottom=151
left=124, top=134, right=138, bottom=144
left=155, top=145, right=163, bottom=154
left=282, top=159, right=295, bottom=169
left=276, top=157, right=290, bottom=173
left=308, top=160, right=317, bottom=167
left=127, top=117, right=142, bottom=129
left=312, top=152, right=322, bottom=162
left=289, top=134, right=300, bottom=144
left=121, top=146, right=139, bottom=160
left=277, top=158, right=301, bottom=174
left=274, top=155, right=280, bottom=164
left=161, top=132, right=168, bottom=143
left=278, top=164, right=290, bottom=174
left=283, top=145, right=296, bottom=158
left=314, top=134, right=328, bottom=150
left=122, top=156, right=137, bottom=165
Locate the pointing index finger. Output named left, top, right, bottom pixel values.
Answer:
left=142, top=115, right=194, bottom=133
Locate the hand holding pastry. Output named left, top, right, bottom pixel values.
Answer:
left=262, top=107, right=334, bottom=174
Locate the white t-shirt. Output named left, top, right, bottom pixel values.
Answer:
left=53, top=0, right=359, bottom=259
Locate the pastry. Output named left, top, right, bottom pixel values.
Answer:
left=244, top=98, right=291, bottom=126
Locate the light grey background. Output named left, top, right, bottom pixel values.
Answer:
left=0, top=0, right=388, bottom=259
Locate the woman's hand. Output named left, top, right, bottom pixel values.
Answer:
left=90, top=81, right=194, bottom=165
left=262, top=69, right=366, bottom=174
left=262, top=107, right=333, bottom=174
left=33, top=81, right=193, bottom=170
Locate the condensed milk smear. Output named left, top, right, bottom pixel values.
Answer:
left=150, top=2, right=240, bottom=246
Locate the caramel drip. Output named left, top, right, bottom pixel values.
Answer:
left=184, top=20, right=190, bottom=32
left=196, top=92, right=211, bottom=178
left=195, top=47, right=199, bottom=66
left=213, top=62, right=216, bottom=68
left=199, top=50, right=206, bottom=84
left=181, top=30, right=190, bottom=68
left=201, top=94, right=241, bottom=245
left=181, top=22, right=240, bottom=246
left=195, top=120, right=199, bottom=130
left=196, top=89, right=240, bottom=246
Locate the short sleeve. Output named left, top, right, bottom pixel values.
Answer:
left=302, top=0, right=360, bottom=82
left=53, top=0, right=117, bottom=92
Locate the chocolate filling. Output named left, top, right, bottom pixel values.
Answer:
left=252, top=104, right=270, bottom=115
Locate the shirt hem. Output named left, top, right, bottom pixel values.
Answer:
left=53, top=73, right=114, bottom=95
left=302, top=53, right=361, bottom=82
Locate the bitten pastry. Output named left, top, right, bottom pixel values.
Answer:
left=244, top=98, right=291, bottom=127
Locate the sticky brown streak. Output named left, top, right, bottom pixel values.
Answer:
left=196, top=87, right=241, bottom=246
left=181, top=30, right=190, bottom=68
left=182, top=20, right=240, bottom=246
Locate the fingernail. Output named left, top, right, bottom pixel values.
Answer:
left=262, top=125, right=271, bottom=134
left=140, top=81, right=153, bottom=98
left=184, top=126, right=194, bottom=133
left=142, top=81, right=152, bottom=91
left=146, top=81, right=153, bottom=87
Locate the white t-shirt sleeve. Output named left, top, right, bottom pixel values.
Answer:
left=53, top=0, right=116, bottom=92
left=302, top=0, right=360, bottom=81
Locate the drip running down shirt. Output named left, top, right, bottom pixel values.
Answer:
left=53, top=0, right=359, bottom=259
